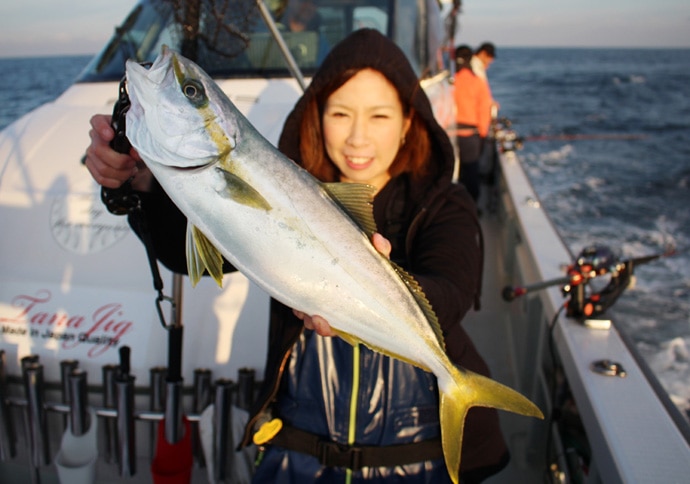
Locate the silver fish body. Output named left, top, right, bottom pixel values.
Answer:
left=125, top=47, right=542, bottom=484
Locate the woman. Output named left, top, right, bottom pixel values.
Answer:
left=86, top=29, right=507, bottom=483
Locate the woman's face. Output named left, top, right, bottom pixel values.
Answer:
left=322, top=68, right=411, bottom=191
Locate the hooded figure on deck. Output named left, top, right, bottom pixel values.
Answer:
left=242, top=29, right=509, bottom=483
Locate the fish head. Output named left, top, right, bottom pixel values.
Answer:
left=125, top=45, right=235, bottom=168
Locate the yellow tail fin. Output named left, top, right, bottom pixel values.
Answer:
left=440, top=366, right=544, bottom=484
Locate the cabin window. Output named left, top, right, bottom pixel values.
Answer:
left=78, top=0, right=443, bottom=83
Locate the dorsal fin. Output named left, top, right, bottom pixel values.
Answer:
left=322, top=182, right=377, bottom=237
left=390, top=261, right=445, bottom=350
left=322, top=182, right=442, bottom=347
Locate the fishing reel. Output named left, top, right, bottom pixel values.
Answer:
left=100, top=62, right=153, bottom=216
left=561, top=245, right=633, bottom=319
left=502, top=244, right=674, bottom=321
left=100, top=74, right=140, bottom=216
left=493, top=117, right=524, bottom=152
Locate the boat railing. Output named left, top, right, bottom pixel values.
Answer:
left=493, top=133, right=690, bottom=482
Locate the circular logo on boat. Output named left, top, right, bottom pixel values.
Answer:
left=50, top=195, right=130, bottom=254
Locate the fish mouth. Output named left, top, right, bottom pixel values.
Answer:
left=150, top=157, right=218, bottom=173
left=174, top=164, right=211, bottom=171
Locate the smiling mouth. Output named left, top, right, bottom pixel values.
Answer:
left=346, top=156, right=373, bottom=168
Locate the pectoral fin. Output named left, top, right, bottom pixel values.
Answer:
left=217, top=167, right=271, bottom=211
left=186, top=223, right=224, bottom=287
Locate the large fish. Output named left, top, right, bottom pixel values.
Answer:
left=124, top=46, right=542, bottom=483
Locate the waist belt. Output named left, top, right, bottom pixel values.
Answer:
left=268, top=424, right=443, bottom=471
left=454, top=123, right=479, bottom=136
left=455, top=123, right=477, bottom=130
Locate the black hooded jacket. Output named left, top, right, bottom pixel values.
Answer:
left=128, top=28, right=506, bottom=479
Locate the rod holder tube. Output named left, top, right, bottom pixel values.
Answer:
left=60, top=360, right=79, bottom=429
left=21, top=355, right=40, bottom=370
left=116, top=375, right=136, bottom=477
left=213, top=379, right=235, bottom=482
left=164, top=379, right=184, bottom=444
left=237, top=367, right=255, bottom=411
left=167, top=325, right=184, bottom=383
left=150, top=367, right=168, bottom=412
left=60, top=360, right=79, bottom=402
left=102, top=364, right=119, bottom=464
left=0, top=350, right=17, bottom=460
left=193, top=368, right=212, bottom=467
left=193, top=369, right=212, bottom=413
left=149, top=367, right=167, bottom=456
left=68, top=369, right=89, bottom=437
left=23, top=362, right=51, bottom=467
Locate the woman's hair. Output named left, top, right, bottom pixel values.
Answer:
left=455, top=45, right=473, bottom=72
left=298, top=67, right=430, bottom=183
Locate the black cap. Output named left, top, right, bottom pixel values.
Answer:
left=476, top=42, right=496, bottom=58
left=454, top=45, right=473, bottom=66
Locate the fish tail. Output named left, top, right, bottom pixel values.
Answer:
left=440, top=366, right=544, bottom=484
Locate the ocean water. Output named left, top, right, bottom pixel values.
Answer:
left=489, top=48, right=690, bottom=421
left=1, top=48, right=688, bottom=422
left=0, top=55, right=92, bottom=130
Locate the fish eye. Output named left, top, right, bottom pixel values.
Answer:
left=182, top=79, right=207, bottom=107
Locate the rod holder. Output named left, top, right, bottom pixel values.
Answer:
left=60, top=360, right=79, bottom=409
left=164, top=379, right=184, bottom=444
left=150, top=367, right=168, bottom=412
left=149, top=366, right=167, bottom=456
left=193, top=369, right=213, bottom=413
left=116, top=375, right=136, bottom=477
left=0, top=350, right=17, bottom=460
left=21, top=354, right=40, bottom=370
left=237, top=367, right=255, bottom=411
left=213, top=379, right=235, bottom=482
left=102, top=364, right=119, bottom=464
left=68, top=369, right=89, bottom=437
left=193, top=368, right=212, bottom=467
left=22, top=361, right=51, bottom=467
left=167, top=325, right=184, bottom=382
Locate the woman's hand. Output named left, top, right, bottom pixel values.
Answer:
left=84, top=114, right=153, bottom=191
left=293, top=233, right=392, bottom=337
left=293, top=311, right=337, bottom=336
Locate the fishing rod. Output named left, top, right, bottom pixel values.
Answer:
left=493, top=116, right=647, bottom=152
left=524, top=133, right=647, bottom=142
left=502, top=244, right=678, bottom=320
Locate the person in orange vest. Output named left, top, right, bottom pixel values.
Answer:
left=453, top=45, right=492, bottom=202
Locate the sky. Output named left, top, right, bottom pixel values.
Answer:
left=0, top=0, right=688, bottom=58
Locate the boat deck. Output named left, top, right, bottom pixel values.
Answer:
left=462, top=189, right=546, bottom=483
